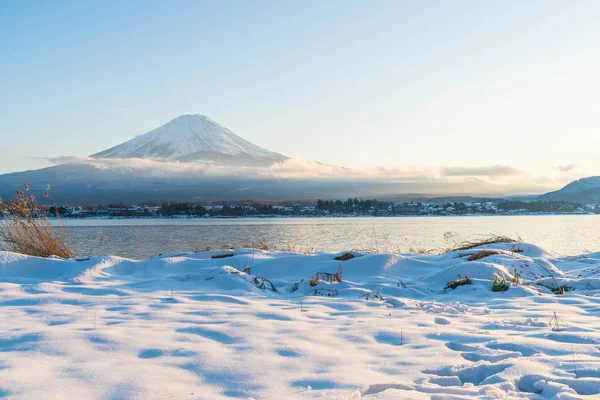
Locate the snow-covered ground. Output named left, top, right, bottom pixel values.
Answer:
left=1, top=243, right=600, bottom=399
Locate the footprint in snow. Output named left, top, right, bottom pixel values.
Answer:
left=423, top=363, right=511, bottom=386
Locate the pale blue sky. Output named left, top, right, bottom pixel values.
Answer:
left=1, top=0, right=599, bottom=185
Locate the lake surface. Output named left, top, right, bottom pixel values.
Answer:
left=55, top=215, right=600, bottom=259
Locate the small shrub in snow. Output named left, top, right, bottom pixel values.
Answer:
left=291, top=279, right=304, bottom=293
left=308, top=262, right=343, bottom=286
left=444, top=274, right=472, bottom=291
left=492, top=276, right=509, bottom=292
left=242, top=262, right=252, bottom=275
left=359, top=289, right=384, bottom=301
left=549, top=311, right=564, bottom=331
left=334, top=252, right=355, bottom=261
left=551, top=285, right=572, bottom=295
left=511, top=271, right=523, bottom=285
left=251, top=276, right=277, bottom=292
left=510, top=245, right=524, bottom=253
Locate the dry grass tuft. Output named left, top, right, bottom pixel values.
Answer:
left=465, top=250, right=503, bottom=261
left=334, top=252, right=355, bottom=261
left=211, top=253, right=235, bottom=259
left=309, top=262, right=343, bottom=286
left=241, top=241, right=269, bottom=251
left=0, top=185, right=77, bottom=258
left=272, top=245, right=316, bottom=254
left=251, top=276, right=277, bottom=291
left=492, top=275, right=509, bottom=292
left=254, top=241, right=269, bottom=251
left=359, top=288, right=384, bottom=301
left=409, top=247, right=442, bottom=255
left=443, top=274, right=472, bottom=291
left=444, top=232, right=523, bottom=253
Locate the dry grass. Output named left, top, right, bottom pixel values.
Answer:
left=242, top=241, right=269, bottom=251
left=309, top=262, right=343, bottom=286
left=251, top=276, right=277, bottom=291
left=272, top=245, right=316, bottom=254
left=359, top=288, right=384, bottom=301
left=350, top=245, right=403, bottom=254
left=443, top=274, right=472, bottom=291
left=491, top=275, right=509, bottom=292
left=409, top=247, right=442, bottom=255
left=194, top=241, right=317, bottom=254
left=444, top=232, right=523, bottom=253
left=334, top=252, right=355, bottom=261
left=192, top=237, right=211, bottom=252
left=465, top=249, right=503, bottom=261
left=0, top=185, right=77, bottom=258
left=211, top=253, right=234, bottom=259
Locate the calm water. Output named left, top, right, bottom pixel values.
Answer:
left=54, top=215, right=600, bottom=259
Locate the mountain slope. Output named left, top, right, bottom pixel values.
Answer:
left=539, top=176, right=600, bottom=203
left=92, top=114, right=288, bottom=166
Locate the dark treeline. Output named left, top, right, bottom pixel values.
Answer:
left=46, top=199, right=594, bottom=218
left=156, top=203, right=291, bottom=217
left=496, top=201, right=588, bottom=213
left=316, top=198, right=391, bottom=213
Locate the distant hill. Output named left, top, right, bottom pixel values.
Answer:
left=539, top=176, right=600, bottom=204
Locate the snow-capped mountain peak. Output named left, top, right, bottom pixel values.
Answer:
left=91, top=114, right=288, bottom=165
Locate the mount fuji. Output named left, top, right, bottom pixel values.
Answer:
left=92, top=114, right=288, bottom=166
left=0, top=114, right=566, bottom=204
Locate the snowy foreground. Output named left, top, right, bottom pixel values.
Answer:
left=2, top=244, right=600, bottom=399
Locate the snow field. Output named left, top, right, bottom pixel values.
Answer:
left=1, top=243, right=600, bottom=399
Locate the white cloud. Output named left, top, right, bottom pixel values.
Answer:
left=441, top=165, right=524, bottom=177
left=47, top=156, right=438, bottom=181
left=43, top=156, right=565, bottom=196
left=552, top=163, right=577, bottom=173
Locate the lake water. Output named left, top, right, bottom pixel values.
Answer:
left=55, top=215, right=600, bottom=259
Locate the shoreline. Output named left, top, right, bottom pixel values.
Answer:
left=50, top=211, right=596, bottom=221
